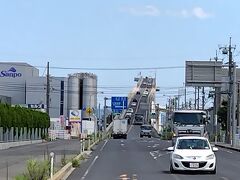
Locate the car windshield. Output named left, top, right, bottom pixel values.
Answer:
left=173, top=113, right=204, bottom=125
left=176, top=139, right=210, bottom=150
left=141, top=126, right=152, bottom=130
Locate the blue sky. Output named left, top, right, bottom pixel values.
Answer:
left=0, top=0, right=240, bottom=106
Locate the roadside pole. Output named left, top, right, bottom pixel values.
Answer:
left=232, top=62, right=237, bottom=147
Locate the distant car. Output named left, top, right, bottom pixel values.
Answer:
left=132, top=98, right=138, bottom=102
left=127, top=108, right=134, bottom=113
left=136, top=91, right=141, bottom=95
left=167, top=136, right=218, bottom=174
left=131, top=102, right=137, bottom=107
left=140, top=124, right=152, bottom=138
left=133, top=113, right=144, bottom=125
left=142, top=91, right=149, bottom=96
left=125, top=112, right=132, bottom=118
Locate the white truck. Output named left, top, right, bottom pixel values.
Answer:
left=112, top=119, right=128, bottom=139
left=170, top=110, right=209, bottom=144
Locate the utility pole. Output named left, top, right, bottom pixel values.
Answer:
left=46, top=62, right=50, bottom=114
left=237, top=83, right=240, bottom=128
left=103, top=97, right=107, bottom=131
left=98, top=103, right=101, bottom=131
left=103, top=97, right=110, bottom=131
left=184, top=84, right=187, bottom=109
left=228, top=38, right=233, bottom=145
left=194, top=87, right=197, bottom=110
left=197, top=87, right=200, bottom=110
left=219, top=37, right=236, bottom=145
left=202, top=87, right=205, bottom=110
left=232, top=62, right=237, bottom=147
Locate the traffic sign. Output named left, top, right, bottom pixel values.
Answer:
left=111, top=96, right=128, bottom=113
left=86, top=107, right=93, bottom=115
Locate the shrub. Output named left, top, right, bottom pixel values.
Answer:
left=72, top=159, right=80, bottom=167
left=15, top=175, right=28, bottom=180
left=15, top=159, right=50, bottom=180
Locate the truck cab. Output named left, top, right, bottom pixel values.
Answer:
left=170, top=110, right=208, bottom=144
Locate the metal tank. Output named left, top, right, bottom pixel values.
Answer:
left=81, top=73, right=97, bottom=119
left=67, top=74, right=80, bottom=111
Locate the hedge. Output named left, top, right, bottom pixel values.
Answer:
left=0, top=103, right=50, bottom=130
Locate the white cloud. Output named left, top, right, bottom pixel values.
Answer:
left=120, top=5, right=160, bottom=17
left=121, top=5, right=213, bottom=19
left=192, top=7, right=213, bottom=19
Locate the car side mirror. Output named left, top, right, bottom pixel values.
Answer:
left=212, top=147, right=218, bottom=152
left=167, top=147, right=174, bottom=151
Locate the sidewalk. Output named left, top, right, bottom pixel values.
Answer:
left=215, top=142, right=240, bottom=152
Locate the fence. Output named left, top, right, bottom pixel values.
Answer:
left=48, top=130, right=71, bottom=140
left=0, top=127, right=47, bottom=142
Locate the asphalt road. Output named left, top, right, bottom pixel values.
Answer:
left=68, top=125, right=240, bottom=180
left=68, top=79, right=240, bottom=180
left=0, top=139, right=81, bottom=180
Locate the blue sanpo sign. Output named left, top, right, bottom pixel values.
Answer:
left=111, top=96, right=128, bottom=113
left=0, top=67, right=22, bottom=78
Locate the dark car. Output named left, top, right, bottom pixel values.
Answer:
left=136, top=91, right=141, bottom=95
left=132, top=98, right=138, bottom=102
left=133, top=113, right=144, bottom=125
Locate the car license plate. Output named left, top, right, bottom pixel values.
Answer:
left=190, top=163, right=199, bottom=168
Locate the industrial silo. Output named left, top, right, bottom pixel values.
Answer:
left=81, top=73, right=97, bottom=119
left=67, top=74, right=80, bottom=111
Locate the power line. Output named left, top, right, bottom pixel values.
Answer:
left=0, top=62, right=184, bottom=71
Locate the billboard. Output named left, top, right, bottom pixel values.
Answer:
left=185, top=61, right=223, bottom=87
left=69, top=110, right=81, bottom=122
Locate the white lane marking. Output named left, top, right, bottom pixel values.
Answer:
left=81, top=155, right=99, bottom=180
left=128, top=125, right=134, bottom=133
left=121, top=143, right=125, bottom=146
left=219, top=177, right=230, bottom=180
left=148, top=146, right=151, bottom=148
left=149, top=152, right=155, bottom=157
left=220, top=148, right=233, bottom=154
left=100, top=140, right=108, bottom=151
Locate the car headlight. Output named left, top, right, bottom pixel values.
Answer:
left=173, top=154, right=183, bottom=159
left=206, top=154, right=215, bottom=160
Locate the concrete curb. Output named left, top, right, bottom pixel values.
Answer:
left=0, top=140, right=43, bottom=150
left=215, top=143, right=240, bottom=152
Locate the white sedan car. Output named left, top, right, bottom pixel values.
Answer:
left=167, top=136, right=218, bottom=174
left=142, top=91, right=149, bottom=97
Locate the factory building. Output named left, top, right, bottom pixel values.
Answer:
left=0, top=62, right=98, bottom=119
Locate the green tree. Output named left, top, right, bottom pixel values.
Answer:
left=217, top=100, right=227, bottom=130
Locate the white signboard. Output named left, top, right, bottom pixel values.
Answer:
left=69, top=110, right=81, bottom=122
left=82, top=120, right=95, bottom=135
left=185, top=61, right=223, bottom=87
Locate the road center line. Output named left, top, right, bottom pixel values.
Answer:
left=220, top=177, right=230, bottom=180
left=81, top=155, right=99, bottom=180
left=127, top=124, right=134, bottom=133
left=100, top=140, right=108, bottom=151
